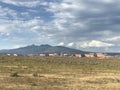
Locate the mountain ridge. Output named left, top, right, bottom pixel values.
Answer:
left=0, top=44, right=85, bottom=55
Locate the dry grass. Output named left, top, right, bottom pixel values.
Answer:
left=0, top=55, right=120, bottom=90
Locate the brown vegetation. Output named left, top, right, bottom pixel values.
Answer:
left=0, top=55, right=120, bottom=90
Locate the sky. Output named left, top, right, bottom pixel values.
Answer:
left=0, top=0, right=120, bottom=52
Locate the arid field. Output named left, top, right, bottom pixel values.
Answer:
left=0, top=55, right=120, bottom=90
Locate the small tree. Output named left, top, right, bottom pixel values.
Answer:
left=10, top=71, right=19, bottom=77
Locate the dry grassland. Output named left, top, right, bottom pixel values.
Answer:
left=0, top=55, right=120, bottom=90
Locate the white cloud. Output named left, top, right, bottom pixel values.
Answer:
left=60, top=3, right=79, bottom=10
left=67, top=42, right=74, bottom=47
left=11, top=45, right=24, bottom=49
left=80, top=40, right=114, bottom=48
left=7, top=45, right=25, bottom=49
left=0, top=0, right=42, bottom=7
left=0, top=20, right=15, bottom=33
left=106, top=36, right=120, bottom=41
left=0, top=0, right=119, bottom=52
left=58, top=42, right=64, bottom=46
left=54, top=12, right=75, bottom=19
left=0, top=6, right=17, bottom=19
left=100, top=0, right=114, bottom=3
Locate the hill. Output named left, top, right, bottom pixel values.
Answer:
left=0, top=44, right=85, bottom=55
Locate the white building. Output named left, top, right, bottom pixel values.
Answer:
left=7, top=54, right=11, bottom=56
left=96, top=53, right=106, bottom=58
left=40, top=54, right=46, bottom=56
left=75, top=54, right=82, bottom=58
left=49, top=53, right=58, bottom=56
left=13, top=54, right=18, bottom=56
left=85, top=53, right=95, bottom=58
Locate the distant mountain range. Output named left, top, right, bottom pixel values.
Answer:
left=0, top=44, right=119, bottom=56
left=0, top=44, right=85, bottom=55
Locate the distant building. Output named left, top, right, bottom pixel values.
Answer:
left=13, top=54, right=18, bottom=56
left=75, top=54, right=82, bottom=58
left=49, top=53, right=58, bottom=56
left=105, top=55, right=112, bottom=58
left=96, top=53, right=106, bottom=58
left=63, top=54, right=69, bottom=56
left=7, top=54, right=11, bottom=56
left=85, top=53, right=95, bottom=58
left=39, top=54, right=46, bottom=56
left=59, top=53, right=69, bottom=57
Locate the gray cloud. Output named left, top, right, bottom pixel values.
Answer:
left=45, top=0, right=120, bottom=52
left=0, top=0, right=120, bottom=52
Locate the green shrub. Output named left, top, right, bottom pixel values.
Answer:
left=10, top=71, right=19, bottom=77
left=32, top=72, right=38, bottom=77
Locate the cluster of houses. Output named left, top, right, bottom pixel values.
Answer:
left=5, top=52, right=114, bottom=59
left=37, top=53, right=114, bottom=59
left=7, top=54, right=18, bottom=56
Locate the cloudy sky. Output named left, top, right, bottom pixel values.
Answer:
left=0, top=0, right=120, bottom=52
